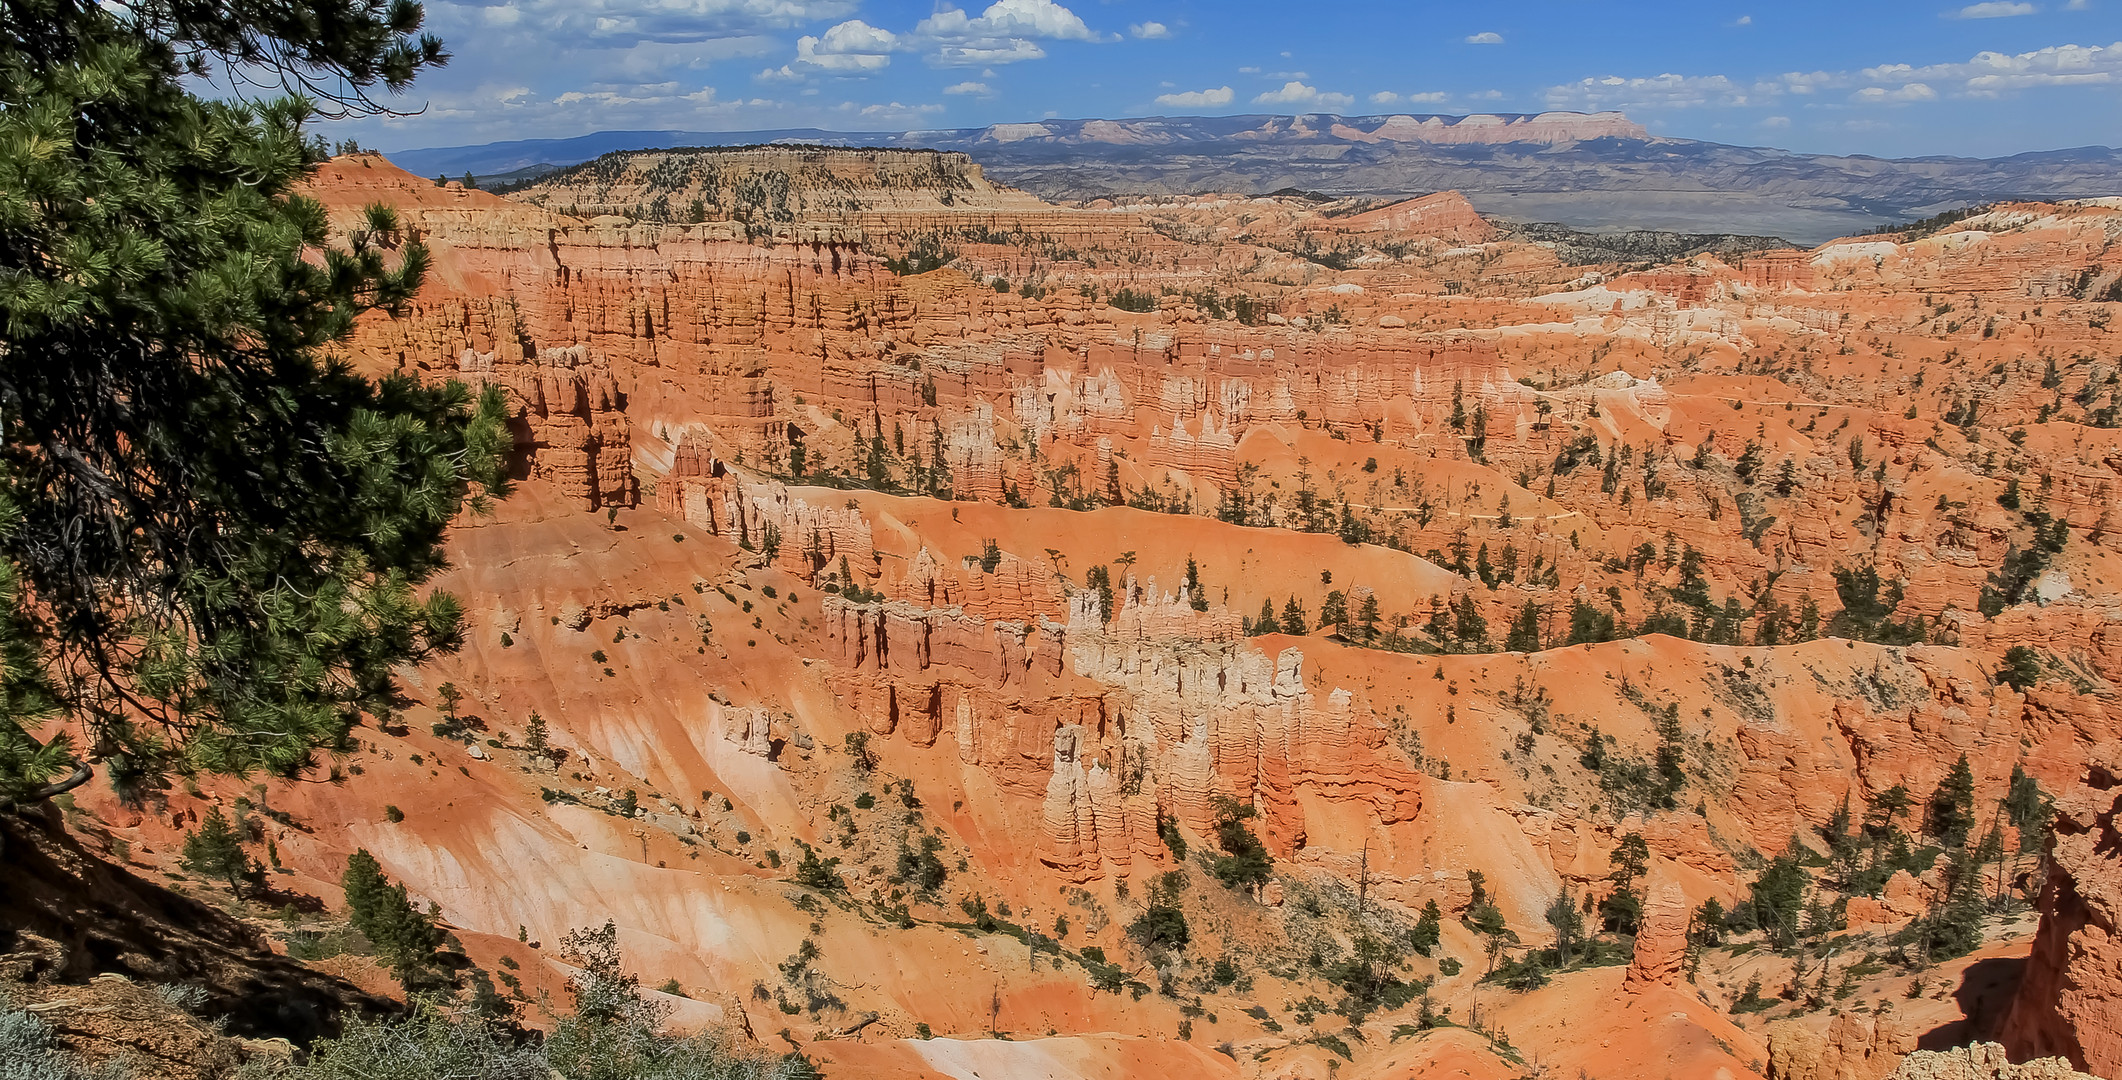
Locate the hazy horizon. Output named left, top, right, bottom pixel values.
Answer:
left=316, top=0, right=2121, bottom=160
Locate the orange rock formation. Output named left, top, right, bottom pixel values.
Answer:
left=59, top=150, right=2122, bottom=1080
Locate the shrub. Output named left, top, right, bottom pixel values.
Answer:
left=0, top=1008, right=126, bottom=1080
left=1206, top=798, right=1273, bottom=893
left=792, top=846, right=843, bottom=891
left=1127, top=904, right=1190, bottom=952
left=1997, top=646, right=2042, bottom=690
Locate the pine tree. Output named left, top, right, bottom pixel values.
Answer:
left=1505, top=601, right=1542, bottom=653
left=1546, top=887, right=1584, bottom=966
left=0, top=0, right=506, bottom=807
left=1355, top=593, right=1381, bottom=643
left=2004, top=764, right=2051, bottom=853
left=1796, top=596, right=1823, bottom=641
left=342, top=849, right=444, bottom=992
left=1253, top=598, right=1279, bottom=636
left=1452, top=594, right=1489, bottom=650
left=1281, top=596, right=1307, bottom=636
left=182, top=806, right=260, bottom=896
left=1318, top=590, right=1348, bottom=631
left=1412, top=899, right=1443, bottom=956
left=1926, top=754, right=1978, bottom=849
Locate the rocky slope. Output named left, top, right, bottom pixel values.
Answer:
left=34, top=148, right=2122, bottom=1079
left=2001, top=744, right=2122, bottom=1077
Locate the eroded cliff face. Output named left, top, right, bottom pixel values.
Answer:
left=2002, top=745, right=2122, bottom=1077
left=56, top=152, right=2120, bottom=1079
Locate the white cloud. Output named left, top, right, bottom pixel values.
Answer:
left=1951, top=1, right=2038, bottom=16
left=1762, top=114, right=1791, bottom=127
left=470, top=0, right=859, bottom=45
left=1546, top=72, right=1761, bottom=108
left=943, top=80, right=991, bottom=94
left=931, top=40, right=1047, bottom=65
left=1373, top=90, right=1452, bottom=106
left=1252, top=81, right=1355, bottom=109
left=1736, top=14, right=1753, bottom=24
left=1856, top=81, right=1939, bottom=100
left=1865, top=40, right=2122, bottom=94
left=1130, top=21, right=1170, bottom=39
left=770, top=18, right=899, bottom=75
left=1465, top=31, right=1504, bottom=44
left=911, top=0, right=1101, bottom=66
left=1156, top=85, right=1234, bottom=107
left=1548, top=39, right=2122, bottom=109
left=2067, top=0, right=2091, bottom=8
left=846, top=100, right=946, bottom=122
left=916, top=0, right=1097, bottom=42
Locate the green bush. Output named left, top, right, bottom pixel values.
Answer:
left=1126, top=903, right=1189, bottom=952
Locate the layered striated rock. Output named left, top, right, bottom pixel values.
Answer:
left=1768, top=1013, right=1917, bottom=1080
left=144, top=148, right=2122, bottom=1077
left=1885, top=1044, right=2100, bottom=1080
left=1623, top=879, right=1691, bottom=993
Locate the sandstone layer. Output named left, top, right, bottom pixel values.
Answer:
left=42, top=149, right=2122, bottom=1080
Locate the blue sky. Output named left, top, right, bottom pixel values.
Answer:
left=333, top=0, right=2122, bottom=158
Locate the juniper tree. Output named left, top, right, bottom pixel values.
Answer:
left=0, top=0, right=508, bottom=807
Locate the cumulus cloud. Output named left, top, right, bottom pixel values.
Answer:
left=1130, top=21, right=1170, bottom=39
left=1762, top=114, right=1791, bottom=127
left=943, top=80, right=991, bottom=95
left=911, top=0, right=1102, bottom=66
left=1951, top=2, right=2038, bottom=16
left=756, top=18, right=899, bottom=78
left=1156, top=85, right=1234, bottom=107
left=758, top=0, right=1104, bottom=76
left=1736, top=14, right=1754, bottom=24
left=1465, top=31, right=1504, bottom=44
left=916, top=0, right=1096, bottom=42
left=1252, top=81, right=1355, bottom=109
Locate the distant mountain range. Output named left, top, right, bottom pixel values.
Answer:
left=384, top=112, right=2122, bottom=244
